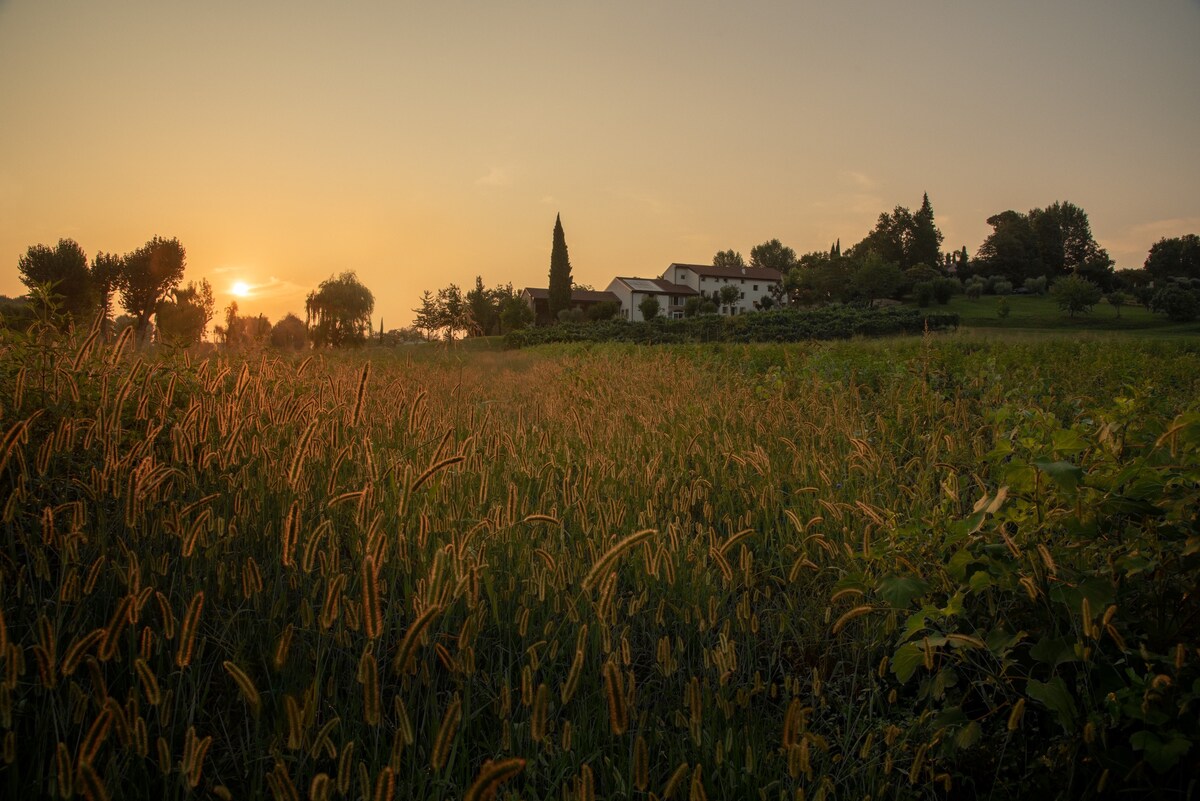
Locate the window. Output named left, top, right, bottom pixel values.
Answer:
left=701, top=276, right=707, bottom=283
left=739, top=291, right=745, bottom=299
left=753, top=284, right=758, bottom=292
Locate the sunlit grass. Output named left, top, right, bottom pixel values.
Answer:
left=0, top=332, right=1197, bottom=798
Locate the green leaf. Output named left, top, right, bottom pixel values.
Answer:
left=1026, top=677, right=1077, bottom=731
left=1131, top=730, right=1192, bottom=774
left=1034, top=460, right=1084, bottom=493
left=876, top=575, right=930, bottom=609
left=900, top=609, right=932, bottom=644
left=955, top=721, right=982, bottom=750
left=1030, top=636, right=1078, bottom=668
left=1051, top=428, right=1088, bottom=455
left=892, top=642, right=924, bottom=684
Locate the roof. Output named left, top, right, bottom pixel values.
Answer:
left=521, top=287, right=621, bottom=303
left=666, top=262, right=783, bottom=281
left=611, top=277, right=699, bottom=296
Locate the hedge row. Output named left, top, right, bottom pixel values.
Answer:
left=505, top=306, right=959, bottom=347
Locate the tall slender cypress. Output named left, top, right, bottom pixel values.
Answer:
left=548, top=214, right=573, bottom=321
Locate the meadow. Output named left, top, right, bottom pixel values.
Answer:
left=1, top=328, right=1198, bottom=800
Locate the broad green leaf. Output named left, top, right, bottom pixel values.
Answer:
left=1051, top=428, right=1088, bottom=455
left=1131, top=730, right=1192, bottom=774
left=891, top=642, right=924, bottom=684
left=955, top=721, right=982, bottom=750
left=876, top=575, right=930, bottom=609
left=1034, top=460, right=1084, bottom=493
left=1030, top=636, right=1078, bottom=668
left=1026, top=677, right=1077, bottom=731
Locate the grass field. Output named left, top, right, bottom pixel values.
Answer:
left=1, top=330, right=1198, bottom=799
left=932, top=293, right=1200, bottom=335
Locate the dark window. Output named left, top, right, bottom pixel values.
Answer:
left=753, top=284, right=759, bottom=291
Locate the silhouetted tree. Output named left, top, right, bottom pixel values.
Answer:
left=17, top=238, right=94, bottom=325
left=306, top=271, right=374, bottom=347
left=271, top=314, right=308, bottom=350
left=119, top=236, right=186, bottom=342
left=713, top=250, right=746, bottom=270
left=548, top=214, right=573, bottom=320
left=909, top=193, right=944, bottom=271
left=974, top=211, right=1043, bottom=284
left=749, top=239, right=797, bottom=271
left=1144, top=234, right=1200, bottom=281
left=155, top=279, right=214, bottom=346
left=92, top=251, right=123, bottom=339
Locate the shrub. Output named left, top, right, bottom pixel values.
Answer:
left=932, top=278, right=958, bottom=305
left=914, top=282, right=934, bottom=307
left=1050, top=275, right=1103, bottom=318
left=993, top=280, right=1013, bottom=296
left=1150, top=284, right=1199, bottom=322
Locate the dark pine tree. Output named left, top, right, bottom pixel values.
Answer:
left=548, top=214, right=573, bottom=321
left=910, top=193, right=944, bottom=270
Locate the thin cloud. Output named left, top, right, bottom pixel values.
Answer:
left=842, top=171, right=877, bottom=191
left=476, top=166, right=513, bottom=187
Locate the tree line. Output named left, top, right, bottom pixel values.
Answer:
left=418, top=195, right=1200, bottom=333
left=2, top=237, right=412, bottom=347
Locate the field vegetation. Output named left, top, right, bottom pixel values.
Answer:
left=1, top=327, right=1198, bottom=799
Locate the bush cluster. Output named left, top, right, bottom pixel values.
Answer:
left=505, top=307, right=959, bottom=347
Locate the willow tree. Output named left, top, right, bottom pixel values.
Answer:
left=306, top=271, right=374, bottom=347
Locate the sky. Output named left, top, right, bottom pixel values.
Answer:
left=1, top=1, right=1198, bottom=327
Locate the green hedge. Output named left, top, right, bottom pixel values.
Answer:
left=505, top=306, right=959, bottom=347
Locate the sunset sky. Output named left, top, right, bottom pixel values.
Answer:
left=2, top=1, right=1198, bottom=327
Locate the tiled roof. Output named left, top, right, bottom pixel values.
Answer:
left=522, top=288, right=621, bottom=303
left=612, top=277, right=699, bottom=296
left=667, top=263, right=783, bottom=281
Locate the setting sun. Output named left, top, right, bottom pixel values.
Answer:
left=231, top=281, right=250, bottom=297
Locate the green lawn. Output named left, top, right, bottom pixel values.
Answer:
left=925, top=292, right=1200, bottom=335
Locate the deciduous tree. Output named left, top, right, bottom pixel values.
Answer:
left=155, top=279, right=214, bottom=346
left=713, top=250, right=746, bottom=271
left=17, top=238, right=94, bottom=325
left=749, top=239, right=796, bottom=272
left=119, top=236, right=187, bottom=342
left=306, top=271, right=374, bottom=347
left=1144, top=234, right=1200, bottom=281
left=1050, top=275, right=1103, bottom=318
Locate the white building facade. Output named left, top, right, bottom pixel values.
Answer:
left=605, top=277, right=698, bottom=321
left=661, top=263, right=783, bottom=315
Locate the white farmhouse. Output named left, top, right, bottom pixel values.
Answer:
left=605, top=277, right=698, bottom=321
left=660, top=263, right=784, bottom=315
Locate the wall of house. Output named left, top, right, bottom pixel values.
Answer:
left=692, top=274, right=778, bottom=314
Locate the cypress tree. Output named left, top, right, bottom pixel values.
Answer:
left=548, top=214, right=573, bottom=320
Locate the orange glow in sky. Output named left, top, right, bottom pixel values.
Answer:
left=1, top=2, right=1197, bottom=327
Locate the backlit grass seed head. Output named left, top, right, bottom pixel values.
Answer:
left=465, top=758, right=526, bottom=801
left=222, top=660, right=260, bottom=714
left=582, top=529, right=655, bottom=591
left=662, top=761, right=690, bottom=801
left=430, top=695, right=462, bottom=772
left=176, top=591, right=205, bottom=668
